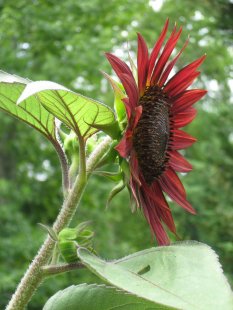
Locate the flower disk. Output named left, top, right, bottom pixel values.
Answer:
left=105, top=19, right=207, bottom=245
left=133, top=86, right=171, bottom=184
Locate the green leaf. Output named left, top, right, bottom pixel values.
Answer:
left=17, top=81, right=115, bottom=139
left=78, top=241, right=233, bottom=310
left=0, top=74, right=59, bottom=144
left=43, top=284, right=165, bottom=310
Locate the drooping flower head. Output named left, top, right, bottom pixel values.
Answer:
left=105, top=20, right=207, bottom=245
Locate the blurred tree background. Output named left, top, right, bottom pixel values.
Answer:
left=0, top=0, right=232, bottom=308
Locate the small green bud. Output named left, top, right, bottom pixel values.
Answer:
left=59, top=240, right=78, bottom=263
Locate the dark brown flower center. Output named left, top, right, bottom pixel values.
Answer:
left=132, top=85, right=171, bottom=185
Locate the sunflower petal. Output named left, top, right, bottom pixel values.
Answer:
left=105, top=52, right=133, bottom=78
left=172, top=89, right=207, bottom=113
left=118, top=73, right=139, bottom=109
left=159, top=167, right=196, bottom=214
left=151, top=26, right=182, bottom=84
left=147, top=19, right=169, bottom=84
left=169, top=150, right=192, bottom=172
left=140, top=192, right=170, bottom=245
left=164, top=54, right=206, bottom=94
left=172, top=107, right=197, bottom=128
left=171, top=129, right=197, bottom=149
left=115, top=131, right=132, bottom=158
left=158, top=38, right=189, bottom=86
left=137, top=33, right=149, bottom=95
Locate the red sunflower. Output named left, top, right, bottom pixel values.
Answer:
left=105, top=19, right=207, bottom=245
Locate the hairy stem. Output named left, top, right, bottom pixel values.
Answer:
left=42, top=262, right=85, bottom=276
left=6, top=136, right=112, bottom=310
left=54, top=141, right=70, bottom=196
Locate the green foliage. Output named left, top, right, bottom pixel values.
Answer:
left=78, top=242, right=233, bottom=310
left=43, top=284, right=163, bottom=310
left=18, top=81, right=115, bottom=139
left=0, top=0, right=232, bottom=309
left=0, top=77, right=57, bottom=144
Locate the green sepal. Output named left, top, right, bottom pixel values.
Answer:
left=102, top=71, right=126, bottom=123
left=58, top=221, right=92, bottom=241
left=85, top=120, right=121, bottom=139
left=38, top=223, right=58, bottom=242
left=120, top=159, right=131, bottom=182
left=106, top=180, right=125, bottom=209
left=58, top=222, right=94, bottom=263
left=93, top=170, right=123, bottom=182
left=58, top=228, right=78, bottom=241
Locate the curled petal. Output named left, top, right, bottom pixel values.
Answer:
left=118, top=73, right=139, bottom=109
left=115, top=130, right=132, bottom=158
left=131, top=105, right=142, bottom=130
left=105, top=53, right=133, bottom=79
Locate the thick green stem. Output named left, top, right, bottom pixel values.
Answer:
left=6, top=136, right=111, bottom=310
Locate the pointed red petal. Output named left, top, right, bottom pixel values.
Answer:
left=169, top=150, right=192, bottom=172
left=168, top=71, right=201, bottom=97
left=151, top=26, right=182, bottom=84
left=140, top=192, right=170, bottom=245
left=172, top=89, right=207, bottom=113
left=105, top=53, right=138, bottom=107
left=137, top=33, right=149, bottom=95
left=158, top=38, right=189, bottom=87
left=141, top=179, right=170, bottom=212
left=122, top=98, right=132, bottom=120
left=118, top=73, right=139, bottom=109
left=164, top=54, right=206, bottom=94
left=171, top=129, right=197, bottom=150
left=172, top=107, right=197, bottom=128
left=159, top=167, right=196, bottom=213
left=115, top=131, right=132, bottom=158
left=147, top=19, right=169, bottom=83
left=152, top=182, right=176, bottom=233
left=131, top=105, right=142, bottom=130
left=105, top=52, right=133, bottom=78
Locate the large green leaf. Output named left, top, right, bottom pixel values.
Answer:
left=43, top=284, right=166, bottom=310
left=17, top=81, right=115, bottom=139
left=0, top=72, right=58, bottom=144
left=78, top=241, right=233, bottom=310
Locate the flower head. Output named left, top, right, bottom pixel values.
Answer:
left=105, top=20, right=207, bottom=245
